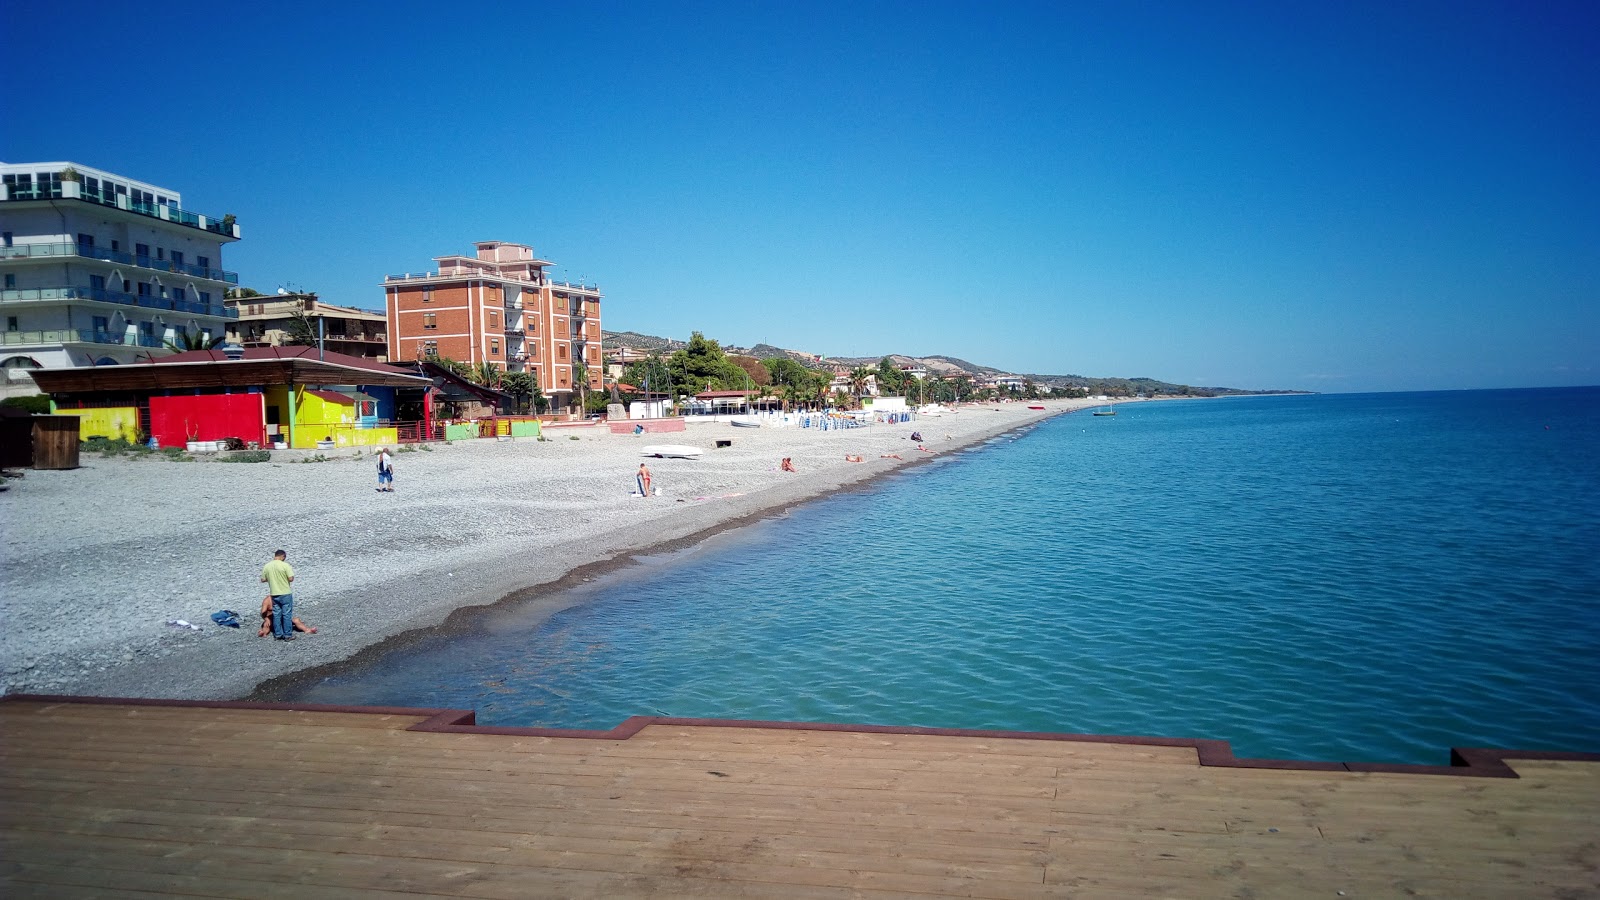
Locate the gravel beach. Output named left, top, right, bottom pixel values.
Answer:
left=1, top=401, right=1092, bottom=701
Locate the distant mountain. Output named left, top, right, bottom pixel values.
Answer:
left=602, top=330, right=1301, bottom=396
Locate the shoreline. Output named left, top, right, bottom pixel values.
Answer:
left=2, top=400, right=1104, bottom=701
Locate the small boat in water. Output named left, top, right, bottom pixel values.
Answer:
left=1092, top=404, right=1116, bottom=416
left=641, top=445, right=704, bottom=459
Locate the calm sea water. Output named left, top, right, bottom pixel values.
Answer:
left=286, top=388, right=1600, bottom=765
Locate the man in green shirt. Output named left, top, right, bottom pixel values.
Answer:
left=259, top=550, right=296, bottom=641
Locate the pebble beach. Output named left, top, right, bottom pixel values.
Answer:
left=1, top=402, right=1093, bottom=701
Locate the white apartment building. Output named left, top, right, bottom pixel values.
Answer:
left=0, top=161, right=241, bottom=375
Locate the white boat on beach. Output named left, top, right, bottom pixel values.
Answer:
left=729, top=417, right=762, bottom=428
left=641, top=445, right=704, bottom=459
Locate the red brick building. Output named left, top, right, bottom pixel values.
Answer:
left=383, top=241, right=601, bottom=410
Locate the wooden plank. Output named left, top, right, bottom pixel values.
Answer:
left=3, top=702, right=1595, bottom=899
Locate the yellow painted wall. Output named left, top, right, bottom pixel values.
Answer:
left=290, top=387, right=395, bottom=448
left=57, top=407, right=139, bottom=442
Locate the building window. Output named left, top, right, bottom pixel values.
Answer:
left=197, top=255, right=209, bottom=270
left=2, top=232, right=11, bottom=247
left=3, top=274, right=13, bottom=289
left=92, top=316, right=108, bottom=336
left=136, top=243, right=150, bottom=261
left=199, top=291, right=211, bottom=306
left=156, top=247, right=166, bottom=261
left=171, top=251, right=184, bottom=266
left=137, top=283, right=151, bottom=297
left=139, top=322, right=154, bottom=337
left=529, top=317, right=538, bottom=333
left=558, top=344, right=567, bottom=360
left=6, top=317, right=17, bottom=332
left=422, top=287, right=433, bottom=302
left=529, top=345, right=538, bottom=359
left=89, top=274, right=105, bottom=293
left=172, top=288, right=186, bottom=303
left=422, top=313, right=437, bottom=330
left=491, top=340, right=500, bottom=356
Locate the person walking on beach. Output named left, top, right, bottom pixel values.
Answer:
left=637, top=462, right=653, bottom=497
left=376, top=447, right=394, bottom=492
left=259, top=550, right=297, bottom=641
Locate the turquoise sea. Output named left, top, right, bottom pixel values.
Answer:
left=284, top=388, right=1600, bottom=766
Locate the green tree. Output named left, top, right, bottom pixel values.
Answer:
left=572, top=359, right=590, bottom=414
left=875, top=357, right=905, bottom=396
left=762, top=356, right=813, bottom=391
left=848, top=366, right=871, bottom=401
left=471, top=361, right=503, bottom=390
left=501, top=371, right=533, bottom=413
left=622, top=353, right=678, bottom=400
left=283, top=309, right=317, bottom=347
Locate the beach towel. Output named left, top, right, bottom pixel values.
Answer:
left=210, top=609, right=242, bottom=628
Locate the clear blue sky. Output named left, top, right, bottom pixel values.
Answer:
left=6, top=0, right=1596, bottom=392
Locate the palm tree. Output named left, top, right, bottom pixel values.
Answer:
left=501, top=371, right=533, bottom=414
left=471, top=361, right=504, bottom=390
left=572, top=359, right=590, bottom=415
left=163, top=330, right=226, bottom=353
left=848, top=366, right=871, bottom=402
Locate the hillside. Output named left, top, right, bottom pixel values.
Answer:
left=602, top=330, right=1300, bottom=396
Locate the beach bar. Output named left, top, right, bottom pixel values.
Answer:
left=29, top=346, right=431, bottom=449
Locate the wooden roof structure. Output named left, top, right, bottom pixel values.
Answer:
left=28, top=346, right=430, bottom=395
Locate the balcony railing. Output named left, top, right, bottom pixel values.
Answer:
left=0, top=182, right=239, bottom=239
left=0, top=242, right=239, bottom=284
left=0, top=285, right=235, bottom=318
left=1, top=328, right=166, bottom=348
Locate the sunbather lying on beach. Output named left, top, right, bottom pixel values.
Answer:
left=880, top=453, right=902, bottom=460
left=845, top=454, right=864, bottom=462
left=258, top=596, right=317, bottom=637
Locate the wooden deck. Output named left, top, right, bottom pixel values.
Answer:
left=2, top=697, right=1597, bottom=898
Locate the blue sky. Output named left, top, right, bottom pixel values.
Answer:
left=5, top=0, right=1595, bottom=392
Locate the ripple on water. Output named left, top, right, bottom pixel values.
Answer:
left=287, top=391, right=1600, bottom=765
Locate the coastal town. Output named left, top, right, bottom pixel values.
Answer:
left=0, top=159, right=1122, bottom=698
left=0, top=160, right=1210, bottom=457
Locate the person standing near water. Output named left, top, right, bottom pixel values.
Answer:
left=637, top=462, right=653, bottom=497
left=376, top=447, right=394, bottom=492
left=259, top=550, right=296, bottom=641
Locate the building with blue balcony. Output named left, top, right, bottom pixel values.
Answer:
left=0, top=161, right=242, bottom=383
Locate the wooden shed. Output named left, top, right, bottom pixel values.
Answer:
left=30, top=415, right=80, bottom=470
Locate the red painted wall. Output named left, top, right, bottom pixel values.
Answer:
left=149, top=395, right=266, bottom=448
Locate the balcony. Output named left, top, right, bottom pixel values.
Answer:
left=0, top=182, right=240, bottom=239
left=1, top=328, right=166, bottom=349
left=0, top=285, right=236, bottom=318
left=0, top=243, right=240, bottom=284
